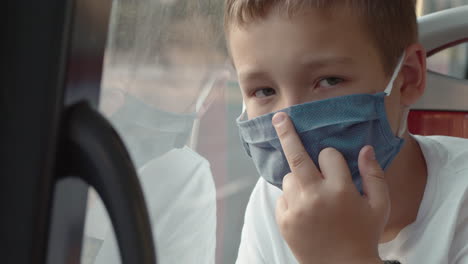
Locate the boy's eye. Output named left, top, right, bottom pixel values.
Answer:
left=318, top=77, right=344, bottom=88
left=254, top=88, right=276, bottom=98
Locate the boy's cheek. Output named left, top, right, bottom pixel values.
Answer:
left=245, top=106, right=260, bottom=120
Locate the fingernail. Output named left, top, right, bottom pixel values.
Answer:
left=272, top=112, right=286, bottom=127
left=367, top=146, right=376, bottom=160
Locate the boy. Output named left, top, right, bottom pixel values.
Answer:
left=224, top=0, right=468, bottom=263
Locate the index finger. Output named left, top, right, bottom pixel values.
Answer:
left=272, top=112, right=322, bottom=186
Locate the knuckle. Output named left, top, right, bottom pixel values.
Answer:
left=333, top=185, right=352, bottom=199
left=310, top=195, right=324, bottom=208
left=330, top=182, right=346, bottom=194
left=289, top=151, right=308, bottom=169
left=282, top=173, right=294, bottom=189
left=303, top=191, right=321, bottom=207
left=365, top=167, right=385, bottom=180
left=291, top=208, right=306, bottom=221
left=284, top=172, right=294, bottom=180
left=278, top=216, right=292, bottom=233
left=277, top=210, right=294, bottom=231
left=284, top=204, right=307, bottom=222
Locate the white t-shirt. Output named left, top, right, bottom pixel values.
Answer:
left=236, top=135, right=468, bottom=264
left=84, top=146, right=217, bottom=264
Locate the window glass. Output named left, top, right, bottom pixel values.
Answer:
left=427, top=43, right=468, bottom=80
left=418, top=0, right=468, bottom=15
left=81, top=1, right=257, bottom=264
left=420, top=0, right=468, bottom=79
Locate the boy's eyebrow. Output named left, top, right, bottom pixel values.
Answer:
left=238, top=68, right=270, bottom=83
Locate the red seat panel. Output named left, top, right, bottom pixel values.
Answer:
left=408, top=110, right=468, bottom=138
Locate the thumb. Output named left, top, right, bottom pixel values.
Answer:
left=358, top=146, right=390, bottom=216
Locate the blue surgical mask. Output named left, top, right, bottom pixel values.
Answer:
left=110, top=94, right=196, bottom=168
left=237, top=54, right=407, bottom=192
left=108, top=71, right=222, bottom=168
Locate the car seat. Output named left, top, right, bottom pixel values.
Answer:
left=409, top=6, right=468, bottom=138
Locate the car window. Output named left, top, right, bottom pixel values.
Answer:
left=420, top=0, right=468, bottom=80
left=80, top=1, right=256, bottom=264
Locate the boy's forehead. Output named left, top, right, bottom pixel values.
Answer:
left=228, top=7, right=380, bottom=71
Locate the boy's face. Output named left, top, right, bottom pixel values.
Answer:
left=228, top=7, right=402, bottom=128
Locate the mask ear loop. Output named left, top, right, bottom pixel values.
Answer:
left=384, top=52, right=406, bottom=95
left=397, top=107, right=410, bottom=138
left=194, top=70, right=231, bottom=116
left=189, top=70, right=230, bottom=150
left=384, top=52, right=409, bottom=138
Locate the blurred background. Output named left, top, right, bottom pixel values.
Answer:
left=421, top=0, right=468, bottom=79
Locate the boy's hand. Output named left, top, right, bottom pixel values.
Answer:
left=273, top=112, right=390, bottom=264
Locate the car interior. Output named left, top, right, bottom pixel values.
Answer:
left=2, top=1, right=467, bottom=264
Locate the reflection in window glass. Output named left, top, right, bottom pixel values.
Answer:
left=427, top=43, right=468, bottom=79
left=420, top=0, right=468, bottom=79
left=419, top=0, right=468, bottom=15
left=82, top=1, right=257, bottom=264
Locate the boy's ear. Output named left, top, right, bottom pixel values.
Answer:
left=399, top=43, right=427, bottom=106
